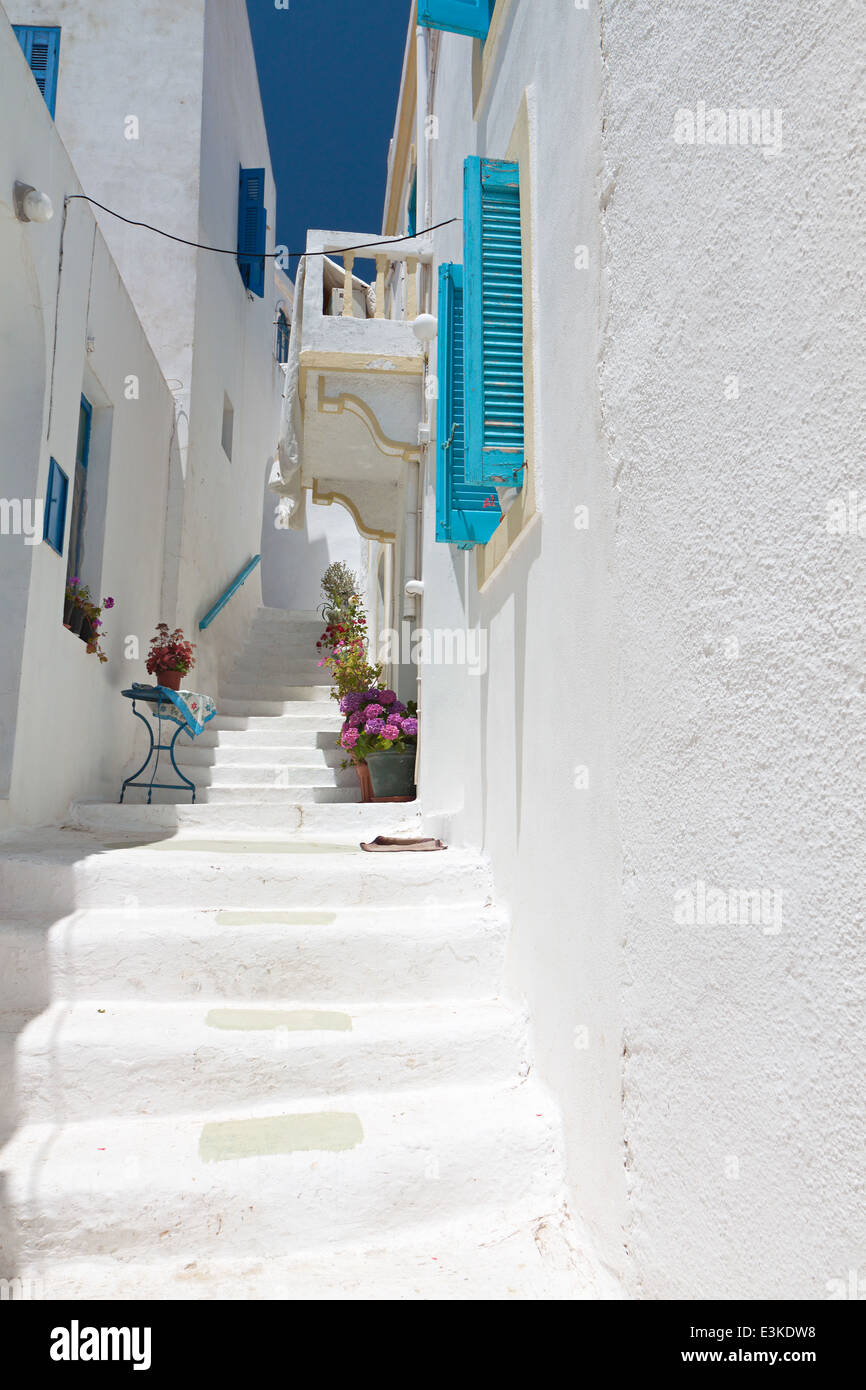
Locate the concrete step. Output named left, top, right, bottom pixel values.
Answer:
left=9, top=1209, right=607, bottom=1300
left=0, top=831, right=490, bottom=911
left=64, top=799, right=422, bottom=836
left=0, top=1081, right=561, bottom=1262
left=208, top=711, right=342, bottom=732
left=193, top=728, right=340, bottom=750
left=220, top=683, right=334, bottom=705
left=120, top=785, right=363, bottom=806
left=7, top=999, right=525, bottom=1123
left=0, top=901, right=505, bottom=1009
left=172, top=763, right=355, bottom=789
left=219, top=696, right=334, bottom=716
left=178, top=742, right=343, bottom=766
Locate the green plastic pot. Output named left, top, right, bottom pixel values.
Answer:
left=365, top=749, right=416, bottom=800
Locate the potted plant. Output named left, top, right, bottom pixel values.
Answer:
left=64, top=577, right=89, bottom=635
left=316, top=569, right=385, bottom=798
left=338, top=690, right=418, bottom=802
left=82, top=594, right=115, bottom=664
left=146, top=623, right=196, bottom=691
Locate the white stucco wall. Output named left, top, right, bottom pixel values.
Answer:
left=0, top=12, right=176, bottom=827
left=413, top=0, right=866, bottom=1297
left=261, top=490, right=365, bottom=615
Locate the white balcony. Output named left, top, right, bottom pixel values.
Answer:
left=291, top=230, right=432, bottom=542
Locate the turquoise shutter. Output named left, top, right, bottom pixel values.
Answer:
left=417, top=0, right=495, bottom=39
left=43, top=459, right=68, bottom=555
left=436, top=263, right=501, bottom=549
left=13, top=26, right=61, bottom=117
left=237, top=167, right=267, bottom=298
left=407, top=173, right=418, bottom=238
left=463, top=156, right=525, bottom=488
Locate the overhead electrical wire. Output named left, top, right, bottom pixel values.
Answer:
left=64, top=195, right=458, bottom=259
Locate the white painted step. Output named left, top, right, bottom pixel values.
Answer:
left=193, top=729, right=340, bottom=750
left=178, top=742, right=343, bottom=766
left=65, top=799, right=422, bottom=836
left=172, top=763, right=355, bottom=789
left=11, top=1209, right=606, bottom=1300
left=220, top=683, right=334, bottom=704
left=0, top=1081, right=562, bottom=1261
left=123, top=785, right=363, bottom=806
left=219, top=696, right=334, bottom=716
left=8, top=999, right=526, bottom=1123
left=0, top=831, right=490, bottom=911
left=209, top=711, right=342, bottom=731
left=0, top=902, right=506, bottom=1008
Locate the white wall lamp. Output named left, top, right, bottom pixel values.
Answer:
left=14, top=181, right=54, bottom=223
left=411, top=313, right=437, bottom=344
left=405, top=579, right=425, bottom=598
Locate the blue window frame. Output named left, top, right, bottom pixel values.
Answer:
left=417, top=0, right=495, bottom=40
left=435, top=263, right=501, bottom=549
left=66, top=395, right=92, bottom=581
left=12, top=26, right=61, bottom=117
left=463, top=156, right=525, bottom=489
left=275, top=308, right=290, bottom=364
left=43, top=458, right=68, bottom=555
left=237, top=166, right=267, bottom=298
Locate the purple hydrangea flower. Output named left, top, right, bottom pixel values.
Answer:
left=380, top=689, right=397, bottom=705
left=348, top=710, right=366, bottom=728
left=341, top=692, right=364, bottom=713
left=382, top=723, right=400, bottom=741
left=364, top=718, right=385, bottom=736
left=401, top=717, right=418, bottom=737
left=341, top=727, right=360, bottom=750
left=364, top=703, right=384, bottom=720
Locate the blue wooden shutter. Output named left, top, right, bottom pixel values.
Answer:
left=436, top=263, right=501, bottom=549
left=463, top=156, right=525, bottom=488
left=407, top=173, right=418, bottom=238
left=43, top=459, right=68, bottom=555
left=237, top=167, right=267, bottom=298
left=13, top=26, right=61, bottom=117
left=417, top=0, right=495, bottom=39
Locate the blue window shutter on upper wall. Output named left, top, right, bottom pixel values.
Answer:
left=407, top=173, right=417, bottom=238
left=417, top=0, right=495, bottom=40
left=463, top=156, right=525, bottom=488
left=435, top=263, right=501, bottom=549
left=13, top=26, right=61, bottom=117
left=43, top=459, right=68, bottom=555
left=237, top=167, right=267, bottom=298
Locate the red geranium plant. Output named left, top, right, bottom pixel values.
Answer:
left=146, top=623, right=196, bottom=677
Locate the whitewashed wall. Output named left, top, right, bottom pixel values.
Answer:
left=417, top=0, right=865, bottom=1297
left=0, top=12, right=176, bottom=828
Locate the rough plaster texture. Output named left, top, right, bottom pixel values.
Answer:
left=602, top=0, right=866, bottom=1298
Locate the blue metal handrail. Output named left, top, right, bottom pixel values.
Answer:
left=199, top=554, right=261, bottom=630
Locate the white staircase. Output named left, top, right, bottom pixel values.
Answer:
left=0, top=609, right=607, bottom=1300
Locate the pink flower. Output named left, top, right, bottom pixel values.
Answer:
left=341, top=728, right=360, bottom=750
left=103, top=597, right=115, bottom=609
left=382, top=723, right=400, bottom=740
left=364, top=703, right=384, bottom=720
left=380, top=689, right=397, bottom=705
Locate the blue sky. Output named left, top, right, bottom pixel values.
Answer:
left=246, top=0, right=410, bottom=278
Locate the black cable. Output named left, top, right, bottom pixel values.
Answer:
left=64, top=195, right=457, bottom=259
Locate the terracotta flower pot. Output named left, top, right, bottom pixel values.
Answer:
left=355, top=760, right=373, bottom=802
left=154, top=669, right=183, bottom=691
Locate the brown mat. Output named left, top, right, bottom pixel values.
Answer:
left=359, top=836, right=447, bottom=852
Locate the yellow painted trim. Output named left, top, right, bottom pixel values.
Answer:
left=316, top=376, right=422, bottom=464
left=311, top=480, right=396, bottom=544
left=477, top=88, right=539, bottom=590
left=384, top=16, right=418, bottom=237
left=472, top=0, right=514, bottom=118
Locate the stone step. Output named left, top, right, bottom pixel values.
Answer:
left=7, top=999, right=524, bottom=1123
left=0, top=1081, right=561, bottom=1262
left=0, top=901, right=505, bottom=1009
left=65, top=799, right=421, bottom=836
left=0, top=831, right=490, bottom=911
left=208, top=711, right=342, bottom=732
left=121, top=785, right=363, bottom=806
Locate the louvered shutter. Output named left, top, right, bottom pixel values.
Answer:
left=436, top=264, right=501, bottom=549
left=13, top=26, right=61, bottom=117
left=417, top=0, right=495, bottom=39
left=463, top=157, right=525, bottom=488
left=237, top=167, right=267, bottom=298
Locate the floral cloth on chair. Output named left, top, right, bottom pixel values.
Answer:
left=131, top=682, right=217, bottom=737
